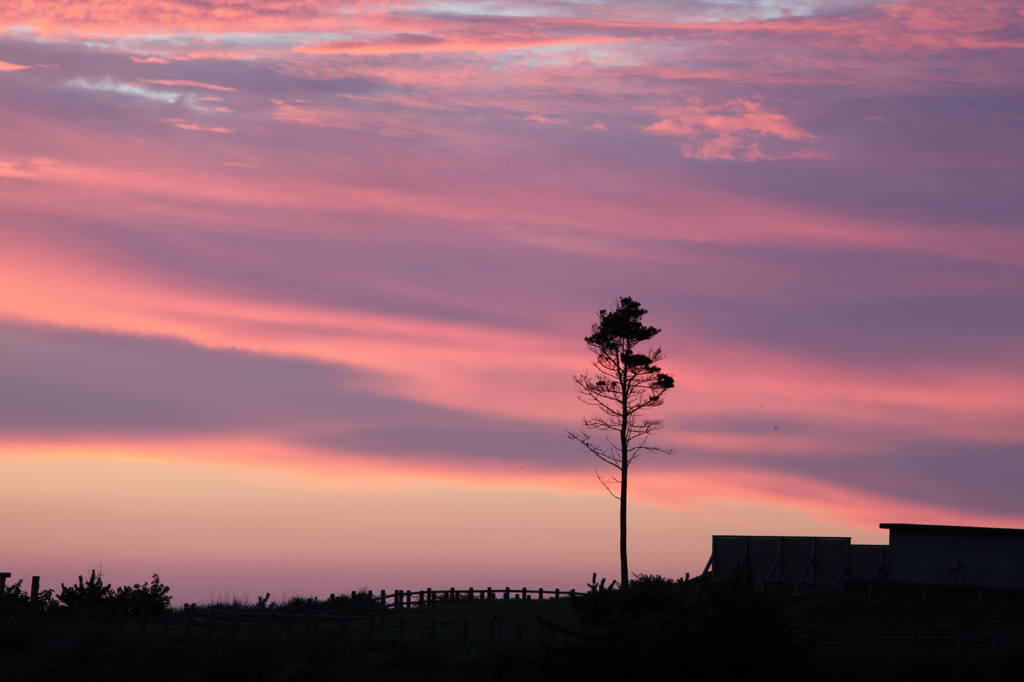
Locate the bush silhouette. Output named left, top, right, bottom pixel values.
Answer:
left=113, top=574, right=171, bottom=616
left=58, top=570, right=113, bottom=610
left=2, top=578, right=60, bottom=613
left=56, top=570, right=171, bottom=615
left=546, top=568, right=803, bottom=681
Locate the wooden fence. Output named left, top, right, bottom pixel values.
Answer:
left=363, top=586, right=579, bottom=609
left=1, top=577, right=581, bottom=649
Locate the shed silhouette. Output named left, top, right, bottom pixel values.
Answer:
left=882, top=523, right=1024, bottom=589
left=703, top=522, right=1024, bottom=593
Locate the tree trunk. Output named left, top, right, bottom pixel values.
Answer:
left=619, top=460, right=628, bottom=588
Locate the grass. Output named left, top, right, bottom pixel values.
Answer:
left=5, top=588, right=1024, bottom=681
left=783, top=592, right=1024, bottom=626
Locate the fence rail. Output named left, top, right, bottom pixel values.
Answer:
left=367, top=586, right=579, bottom=610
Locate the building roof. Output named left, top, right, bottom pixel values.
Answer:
left=880, top=523, right=1024, bottom=538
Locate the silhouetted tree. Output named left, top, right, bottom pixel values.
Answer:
left=568, top=296, right=674, bottom=587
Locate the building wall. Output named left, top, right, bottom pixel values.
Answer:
left=885, top=527, right=1024, bottom=589
left=710, top=535, right=850, bottom=589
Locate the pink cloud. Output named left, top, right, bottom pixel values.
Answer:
left=524, top=114, right=570, bottom=125
left=644, top=98, right=820, bottom=161
left=140, top=79, right=237, bottom=92
left=168, top=121, right=233, bottom=133
left=0, top=60, right=30, bottom=71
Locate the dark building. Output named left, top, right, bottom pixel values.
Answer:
left=704, top=535, right=885, bottom=592
left=703, top=523, right=1024, bottom=593
left=881, top=523, right=1024, bottom=589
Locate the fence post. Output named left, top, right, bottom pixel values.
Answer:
left=570, top=589, right=576, bottom=598
left=468, top=587, right=474, bottom=601
left=30, top=576, right=40, bottom=608
left=504, top=587, right=510, bottom=601
left=521, top=587, right=527, bottom=600
left=555, top=588, right=560, bottom=599
left=538, top=588, right=544, bottom=601
left=0, top=572, right=10, bottom=594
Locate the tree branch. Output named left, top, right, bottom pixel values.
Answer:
left=594, top=469, right=621, bottom=500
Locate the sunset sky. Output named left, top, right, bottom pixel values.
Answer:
left=1, top=0, right=1022, bottom=604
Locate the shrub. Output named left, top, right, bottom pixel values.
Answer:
left=58, top=570, right=113, bottom=610
left=113, top=574, right=171, bottom=616
left=546, top=568, right=804, bottom=682
left=2, top=578, right=60, bottom=613
left=57, top=570, right=171, bottom=616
